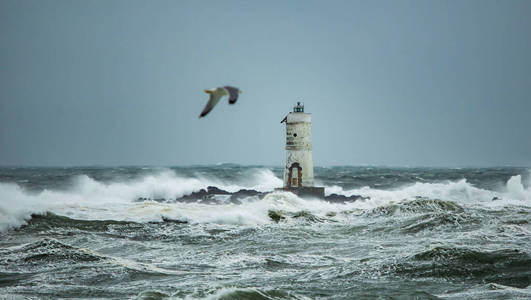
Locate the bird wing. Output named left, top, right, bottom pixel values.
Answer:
left=223, top=86, right=240, bottom=104
left=199, top=89, right=224, bottom=118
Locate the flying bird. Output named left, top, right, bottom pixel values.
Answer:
left=199, top=86, right=242, bottom=118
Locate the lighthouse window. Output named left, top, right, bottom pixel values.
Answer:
left=293, top=133, right=297, bottom=137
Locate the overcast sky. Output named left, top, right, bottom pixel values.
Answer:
left=1, top=0, right=530, bottom=167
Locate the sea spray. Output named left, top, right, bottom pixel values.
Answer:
left=1, top=167, right=530, bottom=231
left=0, top=166, right=529, bottom=299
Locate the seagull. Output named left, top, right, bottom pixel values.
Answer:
left=199, top=86, right=242, bottom=118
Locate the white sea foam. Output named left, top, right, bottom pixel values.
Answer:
left=0, top=169, right=529, bottom=231
left=325, top=174, right=531, bottom=209
left=0, top=169, right=282, bottom=230
left=0, top=183, right=48, bottom=231
left=198, top=286, right=312, bottom=300
left=505, top=175, right=531, bottom=201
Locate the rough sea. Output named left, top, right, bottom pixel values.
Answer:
left=0, top=166, right=530, bottom=299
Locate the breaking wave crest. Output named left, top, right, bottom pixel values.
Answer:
left=202, top=287, right=306, bottom=300
left=327, top=175, right=531, bottom=208
left=1, top=169, right=530, bottom=231
left=0, top=169, right=282, bottom=231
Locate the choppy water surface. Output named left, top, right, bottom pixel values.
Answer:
left=0, top=166, right=530, bottom=299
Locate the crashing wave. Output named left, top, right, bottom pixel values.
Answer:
left=1, top=169, right=530, bottom=231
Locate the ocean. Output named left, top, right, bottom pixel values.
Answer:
left=0, top=166, right=530, bottom=299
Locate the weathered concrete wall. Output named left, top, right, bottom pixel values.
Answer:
left=283, top=112, right=315, bottom=187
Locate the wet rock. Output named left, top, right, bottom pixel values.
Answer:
left=230, top=189, right=264, bottom=201
left=268, top=210, right=286, bottom=222
left=206, top=186, right=231, bottom=195
left=176, top=186, right=266, bottom=203
left=325, top=194, right=368, bottom=203
left=173, top=186, right=366, bottom=204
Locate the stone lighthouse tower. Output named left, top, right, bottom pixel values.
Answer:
left=280, top=102, right=324, bottom=198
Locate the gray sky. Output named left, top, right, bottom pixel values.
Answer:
left=1, top=0, right=530, bottom=167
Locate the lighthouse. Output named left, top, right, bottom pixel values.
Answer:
left=279, top=102, right=324, bottom=198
